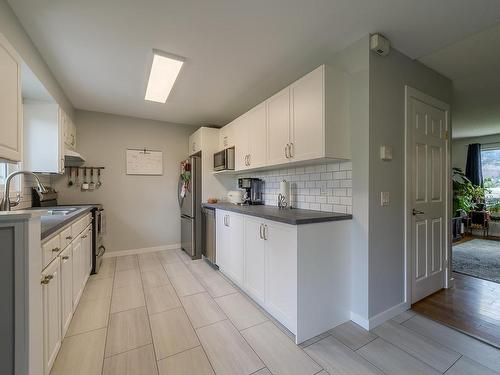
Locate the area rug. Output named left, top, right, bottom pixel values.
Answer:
left=452, top=239, right=500, bottom=283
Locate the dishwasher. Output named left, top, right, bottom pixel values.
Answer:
left=202, top=207, right=216, bottom=265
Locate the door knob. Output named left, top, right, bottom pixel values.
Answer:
left=412, top=209, right=424, bottom=215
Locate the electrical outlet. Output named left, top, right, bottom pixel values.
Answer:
left=381, top=192, right=390, bottom=206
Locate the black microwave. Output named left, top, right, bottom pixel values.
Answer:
left=213, top=147, right=235, bottom=171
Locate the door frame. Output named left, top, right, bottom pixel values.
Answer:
left=404, top=86, right=453, bottom=306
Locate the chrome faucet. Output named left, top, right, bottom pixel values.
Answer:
left=0, top=171, right=48, bottom=211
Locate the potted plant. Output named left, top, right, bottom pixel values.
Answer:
left=452, top=168, right=490, bottom=215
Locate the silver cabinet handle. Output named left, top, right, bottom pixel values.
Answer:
left=263, top=225, right=268, bottom=240
left=226, top=215, right=230, bottom=227
left=289, top=143, right=294, bottom=158
left=51, top=247, right=60, bottom=253
left=41, top=274, right=54, bottom=284
left=412, top=209, right=425, bottom=216
left=284, top=144, right=289, bottom=159
left=259, top=224, right=264, bottom=239
left=247, top=154, right=251, bottom=166
left=81, top=234, right=87, bottom=239
left=66, top=236, right=72, bottom=240
left=62, top=256, right=70, bottom=260
left=244, top=155, right=248, bottom=166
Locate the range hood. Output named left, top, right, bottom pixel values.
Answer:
left=64, top=149, right=86, bottom=165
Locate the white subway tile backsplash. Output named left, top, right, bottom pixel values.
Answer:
left=327, top=163, right=340, bottom=172
left=309, top=203, right=321, bottom=210
left=242, top=161, right=352, bottom=214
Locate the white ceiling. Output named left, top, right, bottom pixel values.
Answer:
left=420, top=24, right=500, bottom=139
left=8, top=0, right=500, bottom=127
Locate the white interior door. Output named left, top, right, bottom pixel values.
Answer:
left=407, top=87, right=449, bottom=304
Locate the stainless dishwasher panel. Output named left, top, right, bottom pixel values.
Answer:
left=202, top=207, right=216, bottom=264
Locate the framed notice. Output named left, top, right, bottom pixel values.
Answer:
left=126, top=148, right=163, bottom=175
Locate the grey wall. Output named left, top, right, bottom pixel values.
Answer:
left=53, top=110, right=194, bottom=253
left=0, top=0, right=73, bottom=117
left=452, top=133, right=500, bottom=171
left=331, top=37, right=370, bottom=321
left=368, top=49, right=452, bottom=317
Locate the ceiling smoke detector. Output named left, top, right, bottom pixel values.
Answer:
left=370, top=34, right=391, bottom=56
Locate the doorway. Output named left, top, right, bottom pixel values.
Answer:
left=405, top=86, right=451, bottom=305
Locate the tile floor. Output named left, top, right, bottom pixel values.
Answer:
left=50, top=249, right=500, bottom=375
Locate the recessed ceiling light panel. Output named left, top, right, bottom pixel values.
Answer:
left=145, top=50, right=184, bottom=103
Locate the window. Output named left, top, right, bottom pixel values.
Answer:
left=481, top=146, right=500, bottom=209
left=0, top=162, right=20, bottom=193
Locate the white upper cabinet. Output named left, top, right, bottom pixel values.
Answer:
left=233, top=103, right=267, bottom=171
left=0, top=34, right=22, bottom=162
left=246, top=102, right=267, bottom=169
left=232, top=116, right=247, bottom=171
left=266, top=87, right=290, bottom=166
left=188, top=128, right=202, bottom=155
left=62, top=110, right=77, bottom=151
left=289, top=65, right=325, bottom=162
left=23, top=101, right=66, bottom=173
left=217, top=64, right=350, bottom=172
left=219, top=120, right=235, bottom=149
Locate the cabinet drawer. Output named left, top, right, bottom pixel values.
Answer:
left=42, top=235, right=61, bottom=269
left=71, top=214, right=91, bottom=239
left=60, top=226, right=73, bottom=249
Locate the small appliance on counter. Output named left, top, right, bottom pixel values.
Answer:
left=227, top=190, right=246, bottom=205
left=238, top=178, right=264, bottom=205
left=213, top=147, right=235, bottom=171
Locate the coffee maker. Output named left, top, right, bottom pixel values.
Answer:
left=238, top=178, right=264, bottom=205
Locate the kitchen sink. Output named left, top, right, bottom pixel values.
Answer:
left=43, top=208, right=78, bottom=216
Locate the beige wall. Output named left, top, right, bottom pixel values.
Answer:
left=0, top=0, right=73, bottom=117
left=53, top=110, right=194, bottom=253
left=452, top=133, right=500, bottom=171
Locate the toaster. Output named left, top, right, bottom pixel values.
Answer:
left=227, top=190, right=246, bottom=205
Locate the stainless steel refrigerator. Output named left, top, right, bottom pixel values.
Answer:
left=178, top=155, right=202, bottom=259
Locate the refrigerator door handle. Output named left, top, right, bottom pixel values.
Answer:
left=178, top=177, right=184, bottom=208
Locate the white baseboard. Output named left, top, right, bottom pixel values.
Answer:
left=103, top=243, right=181, bottom=258
left=368, top=302, right=409, bottom=330
left=350, top=312, right=370, bottom=330
left=350, top=301, right=410, bottom=331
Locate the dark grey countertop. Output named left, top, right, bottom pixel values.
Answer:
left=202, top=202, right=352, bottom=225
left=28, top=205, right=96, bottom=240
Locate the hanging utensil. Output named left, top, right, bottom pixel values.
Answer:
left=96, top=169, right=102, bottom=188
left=89, top=168, right=95, bottom=190
left=67, top=167, right=73, bottom=186
left=81, top=167, right=89, bottom=190
left=75, top=167, right=80, bottom=187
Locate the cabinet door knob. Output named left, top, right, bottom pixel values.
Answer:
left=51, top=247, right=60, bottom=252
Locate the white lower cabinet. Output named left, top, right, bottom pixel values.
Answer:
left=41, top=214, right=93, bottom=374
left=264, top=221, right=297, bottom=332
left=42, top=257, right=61, bottom=375
left=59, top=246, right=73, bottom=337
left=215, top=208, right=351, bottom=344
left=216, top=210, right=244, bottom=285
left=72, top=236, right=83, bottom=307
left=243, top=217, right=266, bottom=304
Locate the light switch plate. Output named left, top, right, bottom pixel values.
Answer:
left=381, top=191, right=390, bottom=206
left=380, top=145, right=393, bottom=161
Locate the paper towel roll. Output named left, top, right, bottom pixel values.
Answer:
left=279, top=180, right=291, bottom=208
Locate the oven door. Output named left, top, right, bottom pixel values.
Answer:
left=213, top=149, right=227, bottom=171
